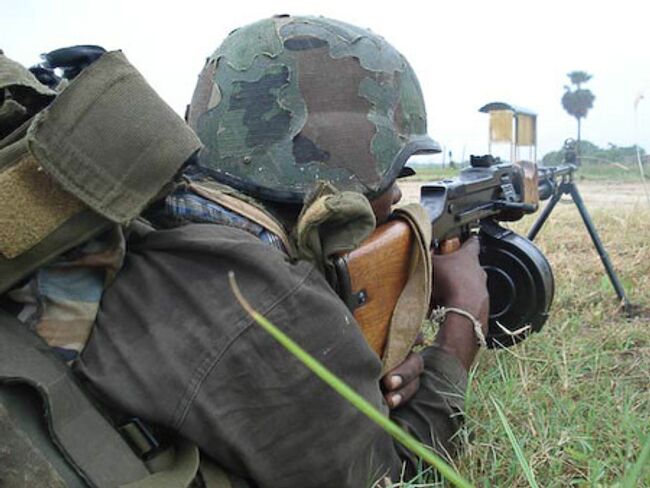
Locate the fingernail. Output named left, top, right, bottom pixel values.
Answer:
left=391, top=393, right=403, bottom=408
left=390, top=375, right=403, bottom=389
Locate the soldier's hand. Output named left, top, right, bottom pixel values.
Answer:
left=431, top=236, right=489, bottom=370
left=381, top=349, right=424, bottom=409
left=431, top=236, right=489, bottom=331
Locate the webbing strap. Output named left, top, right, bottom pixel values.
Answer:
left=120, top=439, right=199, bottom=488
left=0, top=310, right=150, bottom=487
left=188, top=181, right=295, bottom=256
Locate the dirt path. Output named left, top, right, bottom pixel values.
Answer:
left=399, top=180, right=649, bottom=208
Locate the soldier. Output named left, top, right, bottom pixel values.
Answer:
left=1, top=15, right=489, bottom=488
left=75, top=15, right=489, bottom=487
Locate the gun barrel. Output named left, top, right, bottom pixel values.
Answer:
left=537, top=164, right=576, bottom=200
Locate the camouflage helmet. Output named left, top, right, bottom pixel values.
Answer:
left=187, top=15, right=441, bottom=203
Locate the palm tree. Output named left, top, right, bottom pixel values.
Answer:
left=562, top=71, right=595, bottom=150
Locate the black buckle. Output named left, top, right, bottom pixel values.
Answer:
left=118, top=417, right=162, bottom=461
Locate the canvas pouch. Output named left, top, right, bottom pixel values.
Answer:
left=0, top=51, right=201, bottom=294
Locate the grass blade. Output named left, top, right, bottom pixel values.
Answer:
left=621, top=431, right=650, bottom=488
left=490, top=396, right=539, bottom=488
left=229, top=272, right=473, bottom=488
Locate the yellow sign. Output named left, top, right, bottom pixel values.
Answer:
left=516, top=114, right=536, bottom=146
left=489, top=110, right=513, bottom=143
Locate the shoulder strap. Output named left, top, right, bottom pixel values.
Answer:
left=0, top=395, right=69, bottom=487
left=188, top=181, right=295, bottom=256
left=0, top=309, right=150, bottom=487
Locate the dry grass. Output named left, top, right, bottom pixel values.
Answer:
left=402, top=182, right=650, bottom=486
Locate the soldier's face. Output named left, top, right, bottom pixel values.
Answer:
left=370, top=183, right=402, bottom=225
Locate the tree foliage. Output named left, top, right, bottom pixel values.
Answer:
left=567, top=71, right=592, bottom=86
left=562, top=71, right=596, bottom=120
left=542, top=140, right=645, bottom=166
left=562, top=88, right=596, bottom=119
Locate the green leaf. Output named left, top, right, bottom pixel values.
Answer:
left=621, top=431, right=650, bottom=488
left=490, top=396, right=539, bottom=488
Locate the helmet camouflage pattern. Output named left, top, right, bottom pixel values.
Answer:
left=188, top=15, right=441, bottom=202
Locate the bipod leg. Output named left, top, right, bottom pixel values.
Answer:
left=568, top=183, right=632, bottom=313
left=527, top=187, right=565, bottom=241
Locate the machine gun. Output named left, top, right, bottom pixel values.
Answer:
left=335, top=155, right=555, bottom=354
left=421, top=155, right=553, bottom=348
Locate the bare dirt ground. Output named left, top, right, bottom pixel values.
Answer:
left=399, top=180, right=649, bottom=208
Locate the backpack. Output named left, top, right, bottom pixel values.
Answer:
left=0, top=49, right=241, bottom=488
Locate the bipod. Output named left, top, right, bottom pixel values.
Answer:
left=527, top=170, right=632, bottom=315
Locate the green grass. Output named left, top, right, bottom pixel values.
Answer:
left=404, top=162, right=649, bottom=183
left=573, top=161, right=649, bottom=183
left=405, top=165, right=463, bottom=181
left=233, top=176, right=649, bottom=487
left=409, top=201, right=650, bottom=486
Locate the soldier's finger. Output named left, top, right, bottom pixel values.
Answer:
left=382, top=352, right=424, bottom=391
left=385, top=377, right=420, bottom=409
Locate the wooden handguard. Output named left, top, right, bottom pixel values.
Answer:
left=334, top=219, right=414, bottom=356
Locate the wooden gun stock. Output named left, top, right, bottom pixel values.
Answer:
left=334, top=219, right=414, bottom=356
left=334, top=223, right=466, bottom=357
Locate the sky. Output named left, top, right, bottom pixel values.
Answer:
left=4, top=0, right=650, bottom=163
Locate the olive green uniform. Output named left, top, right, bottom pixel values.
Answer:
left=76, top=222, right=468, bottom=488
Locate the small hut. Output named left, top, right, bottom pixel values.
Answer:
left=479, top=102, right=537, bottom=162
